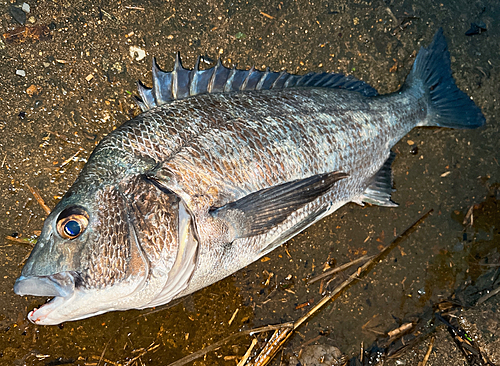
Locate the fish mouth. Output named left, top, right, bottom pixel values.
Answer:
left=14, top=271, right=79, bottom=324
left=14, top=271, right=78, bottom=297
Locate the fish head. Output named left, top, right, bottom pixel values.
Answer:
left=14, top=175, right=198, bottom=325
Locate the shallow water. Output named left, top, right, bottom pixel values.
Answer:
left=0, top=0, right=499, bottom=364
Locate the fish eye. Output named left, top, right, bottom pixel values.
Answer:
left=64, top=220, right=81, bottom=237
left=56, top=207, right=89, bottom=240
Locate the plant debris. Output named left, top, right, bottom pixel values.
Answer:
left=3, top=25, right=51, bottom=44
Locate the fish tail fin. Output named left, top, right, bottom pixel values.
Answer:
left=405, top=28, right=485, bottom=129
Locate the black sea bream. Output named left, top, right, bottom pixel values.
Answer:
left=14, top=29, right=484, bottom=325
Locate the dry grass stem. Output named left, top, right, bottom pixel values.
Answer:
left=5, top=235, right=34, bottom=245
left=237, top=338, right=258, bottom=366
left=259, top=11, right=274, bottom=19
left=26, top=183, right=51, bottom=215
left=477, top=285, right=500, bottom=305
left=60, top=148, right=83, bottom=168
left=418, top=337, right=434, bottom=366
left=307, top=255, right=373, bottom=284
left=124, top=343, right=160, bottom=366
left=387, top=323, right=414, bottom=339
left=252, top=327, right=293, bottom=366
left=228, top=308, right=239, bottom=326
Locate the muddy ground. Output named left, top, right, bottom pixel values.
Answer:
left=0, top=0, right=499, bottom=365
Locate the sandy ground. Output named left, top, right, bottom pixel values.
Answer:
left=0, top=0, right=498, bottom=365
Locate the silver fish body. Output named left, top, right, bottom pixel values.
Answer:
left=14, top=29, right=484, bottom=324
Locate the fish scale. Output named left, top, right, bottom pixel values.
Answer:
left=141, top=89, right=410, bottom=207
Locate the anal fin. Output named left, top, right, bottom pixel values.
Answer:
left=362, top=151, right=398, bottom=207
left=211, top=171, right=348, bottom=238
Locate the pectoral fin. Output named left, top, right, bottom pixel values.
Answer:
left=211, top=171, right=348, bottom=238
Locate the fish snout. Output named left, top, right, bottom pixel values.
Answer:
left=14, top=271, right=78, bottom=298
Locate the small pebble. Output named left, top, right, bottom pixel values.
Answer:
left=22, top=3, right=30, bottom=13
left=26, top=84, right=42, bottom=97
left=129, top=45, right=146, bottom=61
left=10, top=6, right=26, bottom=25
left=16, top=69, right=26, bottom=77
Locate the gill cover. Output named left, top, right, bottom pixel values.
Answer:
left=122, top=175, right=199, bottom=308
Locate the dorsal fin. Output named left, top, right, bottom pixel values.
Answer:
left=135, top=54, right=378, bottom=112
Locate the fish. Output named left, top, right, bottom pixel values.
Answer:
left=14, top=29, right=485, bottom=325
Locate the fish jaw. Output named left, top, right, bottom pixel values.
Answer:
left=14, top=271, right=149, bottom=325
left=27, top=295, right=77, bottom=325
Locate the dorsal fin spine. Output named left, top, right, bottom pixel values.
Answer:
left=271, top=71, right=288, bottom=89
left=255, top=68, right=270, bottom=91
left=283, top=75, right=293, bottom=88
left=171, top=52, right=182, bottom=100
left=190, top=56, right=201, bottom=96
left=240, top=66, right=255, bottom=91
left=224, top=66, right=237, bottom=92
left=152, top=57, right=169, bottom=105
left=314, top=73, right=331, bottom=87
left=207, top=58, right=221, bottom=93
left=136, top=80, right=156, bottom=110
left=295, top=74, right=308, bottom=87
left=134, top=95, right=147, bottom=112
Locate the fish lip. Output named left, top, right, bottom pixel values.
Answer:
left=14, top=271, right=78, bottom=298
left=26, top=296, right=68, bottom=325
left=14, top=271, right=81, bottom=325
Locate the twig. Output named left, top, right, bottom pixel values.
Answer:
left=228, top=308, right=239, bottom=326
left=125, top=6, right=145, bottom=10
left=44, top=129, right=69, bottom=143
left=387, top=323, right=414, bottom=339
left=299, top=335, right=322, bottom=350
left=307, top=255, right=373, bottom=284
left=59, top=148, right=83, bottom=168
left=18, top=251, right=32, bottom=266
left=418, top=337, right=434, bottom=366
left=361, top=314, right=380, bottom=330
left=5, top=235, right=35, bottom=246
left=463, top=205, right=474, bottom=226
left=26, top=183, right=51, bottom=215
left=360, top=341, right=364, bottom=363
left=89, top=355, right=120, bottom=365
left=252, top=327, right=293, bottom=366
left=237, top=338, right=258, bottom=366
left=259, top=11, right=274, bottom=19
left=476, top=285, right=500, bottom=305
left=124, top=342, right=160, bottom=366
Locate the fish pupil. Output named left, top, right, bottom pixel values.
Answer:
left=64, top=220, right=81, bottom=237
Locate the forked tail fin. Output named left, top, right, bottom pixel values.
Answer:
left=406, top=28, right=485, bottom=129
